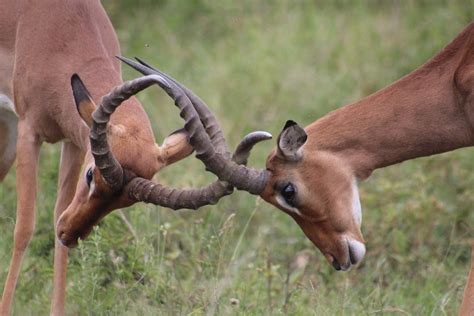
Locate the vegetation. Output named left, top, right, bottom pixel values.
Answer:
left=1, top=1, right=473, bottom=314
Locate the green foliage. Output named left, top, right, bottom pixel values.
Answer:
left=1, top=1, right=473, bottom=314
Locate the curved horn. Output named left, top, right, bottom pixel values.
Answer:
left=232, top=131, right=272, bottom=165
left=90, top=77, right=163, bottom=192
left=118, top=56, right=230, bottom=158
left=134, top=73, right=270, bottom=194
left=118, top=57, right=271, bottom=194
left=94, top=74, right=271, bottom=209
left=125, top=131, right=271, bottom=209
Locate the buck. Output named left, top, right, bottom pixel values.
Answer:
left=0, top=1, right=270, bottom=315
left=115, top=22, right=474, bottom=312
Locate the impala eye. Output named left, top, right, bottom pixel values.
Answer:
left=281, top=183, right=296, bottom=206
left=86, top=168, right=93, bottom=187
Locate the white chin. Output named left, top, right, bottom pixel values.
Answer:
left=348, top=239, right=366, bottom=264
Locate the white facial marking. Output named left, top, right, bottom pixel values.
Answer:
left=276, top=196, right=303, bottom=217
left=351, top=179, right=362, bottom=227
left=89, top=181, right=96, bottom=198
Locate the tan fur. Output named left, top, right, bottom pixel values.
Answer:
left=0, top=1, right=193, bottom=315
left=261, top=23, right=474, bottom=310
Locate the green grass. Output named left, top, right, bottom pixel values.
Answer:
left=1, top=1, right=474, bottom=314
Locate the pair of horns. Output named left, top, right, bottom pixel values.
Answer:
left=85, top=58, right=271, bottom=209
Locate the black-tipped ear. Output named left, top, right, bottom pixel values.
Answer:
left=283, top=120, right=297, bottom=130
left=71, top=74, right=96, bottom=128
left=277, top=120, right=307, bottom=161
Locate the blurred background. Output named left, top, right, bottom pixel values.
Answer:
left=1, top=0, right=473, bottom=314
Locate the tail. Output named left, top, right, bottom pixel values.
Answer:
left=460, top=242, right=474, bottom=316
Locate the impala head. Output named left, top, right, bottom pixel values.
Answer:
left=56, top=75, right=194, bottom=247
left=260, top=121, right=365, bottom=271
left=122, top=57, right=365, bottom=271
left=57, top=73, right=271, bottom=248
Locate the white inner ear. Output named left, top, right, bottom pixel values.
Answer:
left=351, top=178, right=362, bottom=227
left=276, top=195, right=303, bottom=217
left=278, top=126, right=307, bottom=161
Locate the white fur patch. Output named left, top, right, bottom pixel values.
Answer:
left=0, top=94, right=16, bottom=114
left=351, top=179, right=362, bottom=227
left=347, top=238, right=366, bottom=263
left=0, top=94, right=18, bottom=180
left=276, top=196, right=303, bottom=217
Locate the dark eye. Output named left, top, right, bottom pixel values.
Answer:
left=281, top=183, right=296, bottom=206
left=86, top=168, right=93, bottom=187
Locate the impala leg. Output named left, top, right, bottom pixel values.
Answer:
left=460, top=242, right=474, bottom=316
left=50, top=142, right=84, bottom=316
left=0, top=121, right=40, bottom=316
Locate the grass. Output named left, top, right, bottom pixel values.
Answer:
left=1, top=1, right=474, bottom=314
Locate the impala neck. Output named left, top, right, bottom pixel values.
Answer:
left=307, top=28, right=474, bottom=179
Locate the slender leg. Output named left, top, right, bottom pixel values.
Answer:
left=0, top=121, right=40, bottom=316
left=50, top=142, right=84, bottom=316
left=460, top=242, right=474, bottom=316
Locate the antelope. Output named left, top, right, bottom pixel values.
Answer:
left=117, top=22, right=474, bottom=311
left=0, top=1, right=269, bottom=315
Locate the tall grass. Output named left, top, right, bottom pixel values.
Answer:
left=1, top=1, right=473, bottom=314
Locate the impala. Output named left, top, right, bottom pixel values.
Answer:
left=119, top=22, right=474, bottom=312
left=0, top=1, right=269, bottom=315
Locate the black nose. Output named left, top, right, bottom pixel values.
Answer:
left=332, top=260, right=341, bottom=271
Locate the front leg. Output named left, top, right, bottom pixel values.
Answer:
left=51, top=142, right=84, bottom=316
left=0, top=120, right=41, bottom=316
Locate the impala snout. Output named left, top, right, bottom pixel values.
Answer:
left=57, top=194, right=134, bottom=248
left=56, top=203, right=101, bottom=248
left=56, top=183, right=132, bottom=248
left=329, top=238, right=366, bottom=271
left=56, top=220, right=91, bottom=248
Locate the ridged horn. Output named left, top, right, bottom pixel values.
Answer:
left=90, top=77, right=164, bottom=191
left=125, top=131, right=271, bottom=209
left=119, top=69, right=270, bottom=195
left=117, top=56, right=230, bottom=159
left=94, top=74, right=271, bottom=208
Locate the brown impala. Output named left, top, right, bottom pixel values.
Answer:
left=117, top=22, right=474, bottom=313
left=0, top=1, right=270, bottom=315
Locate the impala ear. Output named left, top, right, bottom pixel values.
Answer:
left=71, top=74, right=96, bottom=128
left=157, top=128, right=194, bottom=166
left=277, top=120, right=307, bottom=161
